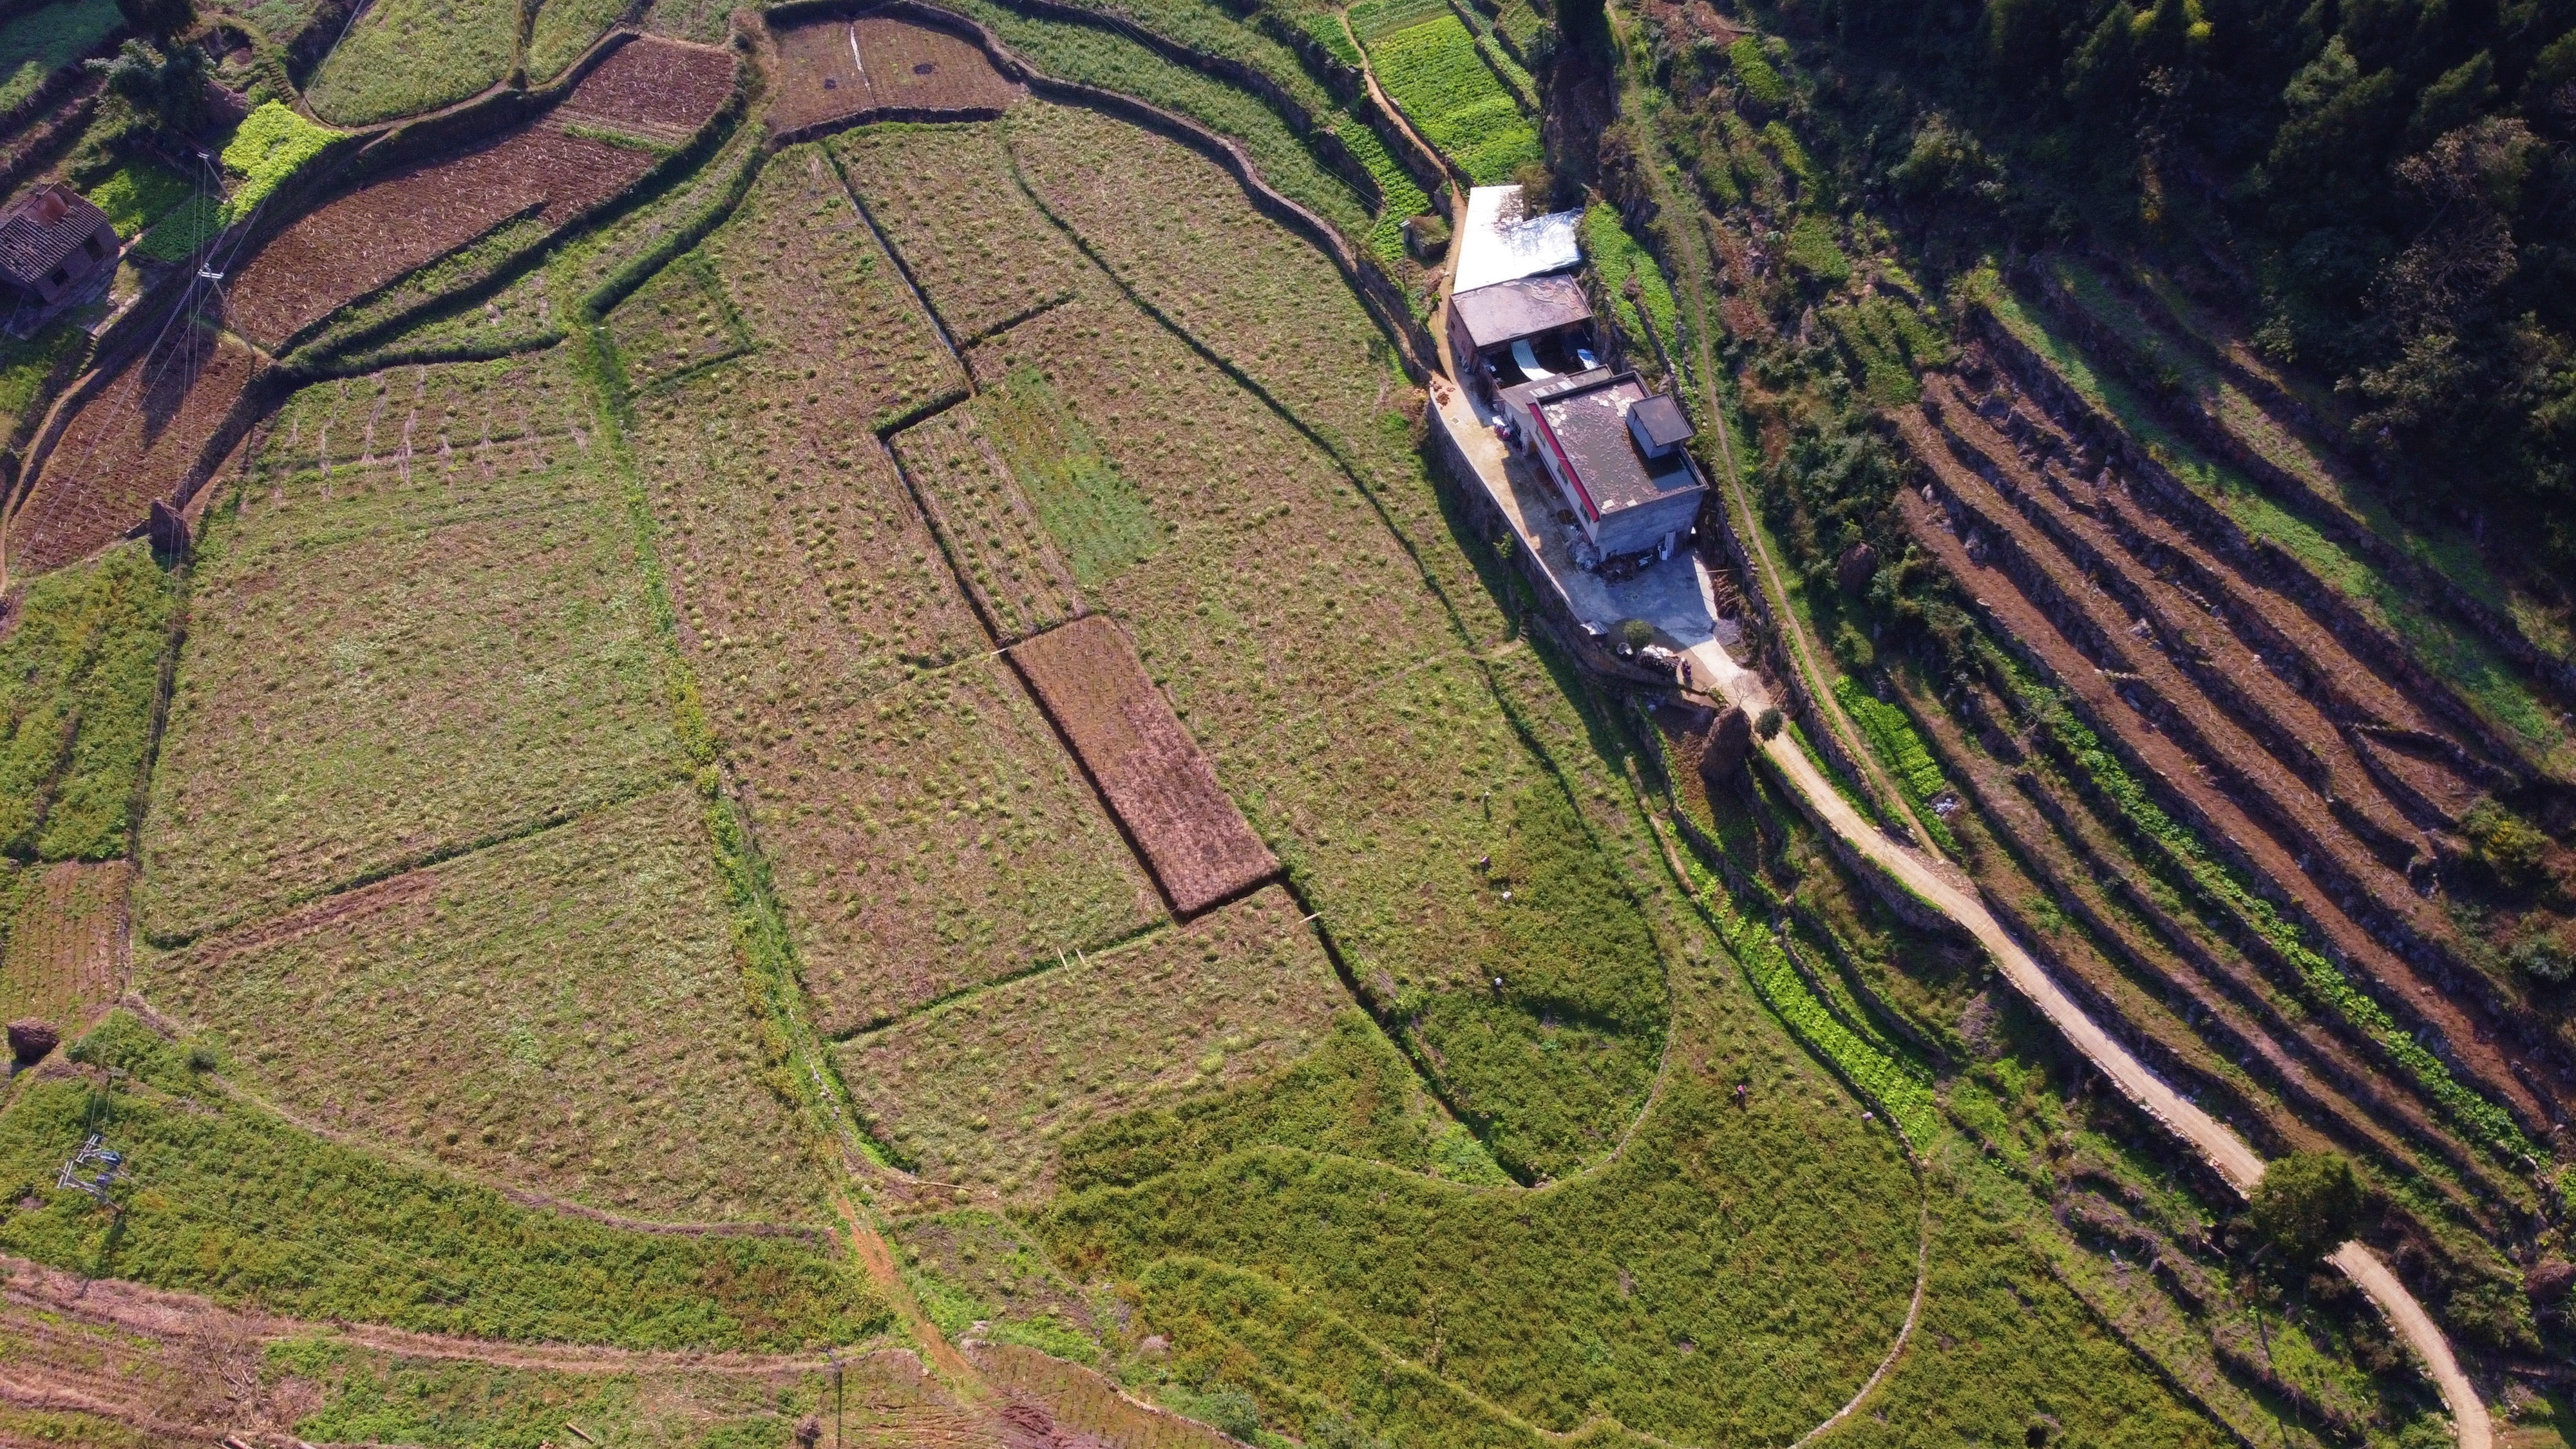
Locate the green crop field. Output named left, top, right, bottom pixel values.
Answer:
left=1361, top=12, right=1542, bottom=185
left=305, top=0, right=519, bottom=124
left=0, top=543, right=175, bottom=862
left=526, top=0, right=627, bottom=80
left=0, top=0, right=117, bottom=114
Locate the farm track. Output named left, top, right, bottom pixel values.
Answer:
left=1892, top=369, right=2562, bottom=1137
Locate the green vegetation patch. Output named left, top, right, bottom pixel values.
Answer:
left=1040, top=1064, right=1917, bottom=1446
left=0, top=319, right=85, bottom=443
left=0, top=542, right=176, bottom=862
left=893, top=1209, right=1107, bottom=1363
left=1832, top=676, right=1959, bottom=853
left=219, top=101, right=341, bottom=225
left=1781, top=214, right=1850, bottom=285
left=0, top=1014, right=882, bottom=1348
left=80, top=161, right=193, bottom=240
left=840, top=887, right=1346, bottom=1197
left=140, top=352, right=681, bottom=942
left=1583, top=204, right=1680, bottom=361
left=305, top=0, right=520, bottom=125
left=143, top=787, right=829, bottom=1225
left=0, top=0, right=117, bottom=114
left=526, top=0, right=629, bottom=81
left=1061, top=1009, right=1510, bottom=1192
left=976, top=364, right=1162, bottom=591
left=1363, top=13, right=1542, bottom=185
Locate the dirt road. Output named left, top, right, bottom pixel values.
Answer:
left=1681, top=638, right=2492, bottom=1448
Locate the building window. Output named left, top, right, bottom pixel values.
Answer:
left=82, top=232, right=102, bottom=260
left=47, top=265, right=66, bottom=286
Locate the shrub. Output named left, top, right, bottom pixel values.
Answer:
left=2462, top=799, right=2551, bottom=890
left=2512, top=928, right=2574, bottom=986
left=1783, top=215, right=1851, bottom=286
left=1727, top=36, right=1787, bottom=109
left=2249, top=1150, right=2362, bottom=1265
left=1756, top=706, right=1785, bottom=739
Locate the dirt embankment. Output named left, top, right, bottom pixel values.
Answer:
left=1891, top=341, right=2575, bottom=1146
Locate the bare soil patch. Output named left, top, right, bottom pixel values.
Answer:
left=227, top=125, right=658, bottom=350
left=554, top=33, right=737, bottom=144
left=6, top=328, right=256, bottom=578
left=770, top=16, right=1019, bottom=138
left=839, top=886, right=1341, bottom=1198
left=0, top=860, right=129, bottom=1048
left=1011, top=614, right=1277, bottom=915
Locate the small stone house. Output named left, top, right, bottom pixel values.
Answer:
left=0, top=185, right=118, bottom=308
left=1500, top=368, right=1707, bottom=562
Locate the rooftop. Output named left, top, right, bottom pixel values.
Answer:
left=0, top=185, right=111, bottom=287
left=1452, top=184, right=1581, bottom=294
left=1452, top=272, right=1592, bottom=352
left=1524, top=370, right=1703, bottom=519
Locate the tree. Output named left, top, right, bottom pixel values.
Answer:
left=89, top=39, right=208, bottom=137
left=2249, top=1150, right=2363, bottom=1264
left=1754, top=706, right=1785, bottom=739
left=116, top=0, right=195, bottom=43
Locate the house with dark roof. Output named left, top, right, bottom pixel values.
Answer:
left=1447, top=272, right=1600, bottom=404
left=0, top=185, right=118, bottom=308
left=1499, top=368, right=1706, bottom=564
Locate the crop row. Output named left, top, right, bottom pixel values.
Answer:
left=1362, top=13, right=1540, bottom=185
left=891, top=402, right=1088, bottom=643
left=1830, top=676, right=1958, bottom=855
left=0, top=860, right=130, bottom=1046
left=829, top=123, right=1087, bottom=346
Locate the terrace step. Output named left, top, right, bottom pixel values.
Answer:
left=1895, top=464, right=2563, bottom=1141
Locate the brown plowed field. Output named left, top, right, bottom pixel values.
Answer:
left=1896, top=462, right=2562, bottom=1138
left=1010, top=614, right=1279, bottom=915
left=0, top=860, right=130, bottom=1046
left=226, top=126, right=658, bottom=349
left=770, top=15, right=1020, bottom=138
left=553, top=33, right=737, bottom=142
left=4, top=328, right=256, bottom=579
left=1909, top=680, right=2515, bottom=1220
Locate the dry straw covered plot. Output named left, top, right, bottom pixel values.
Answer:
left=605, top=253, right=746, bottom=393
left=831, top=122, right=1084, bottom=344
left=626, top=149, right=1157, bottom=1032
left=143, top=787, right=826, bottom=1224
left=840, top=886, right=1343, bottom=1197
left=1011, top=615, right=1278, bottom=916
left=6, top=328, right=256, bottom=578
left=0, top=860, right=129, bottom=1045
left=141, top=351, right=679, bottom=943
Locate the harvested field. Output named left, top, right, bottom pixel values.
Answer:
left=889, top=401, right=1087, bottom=641
left=226, top=125, right=659, bottom=351
left=606, top=252, right=747, bottom=393
left=831, top=122, right=1085, bottom=345
left=140, top=351, right=679, bottom=944
left=0, top=860, right=129, bottom=1047
left=553, top=33, right=739, bottom=144
left=839, top=886, right=1343, bottom=1197
left=629, top=149, right=1155, bottom=1032
left=143, top=786, right=826, bottom=1224
left=4, top=328, right=256, bottom=580
left=1011, top=614, right=1278, bottom=915
left=971, top=298, right=1666, bottom=1180
left=770, top=16, right=1020, bottom=138
left=1892, top=356, right=2571, bottom=1137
